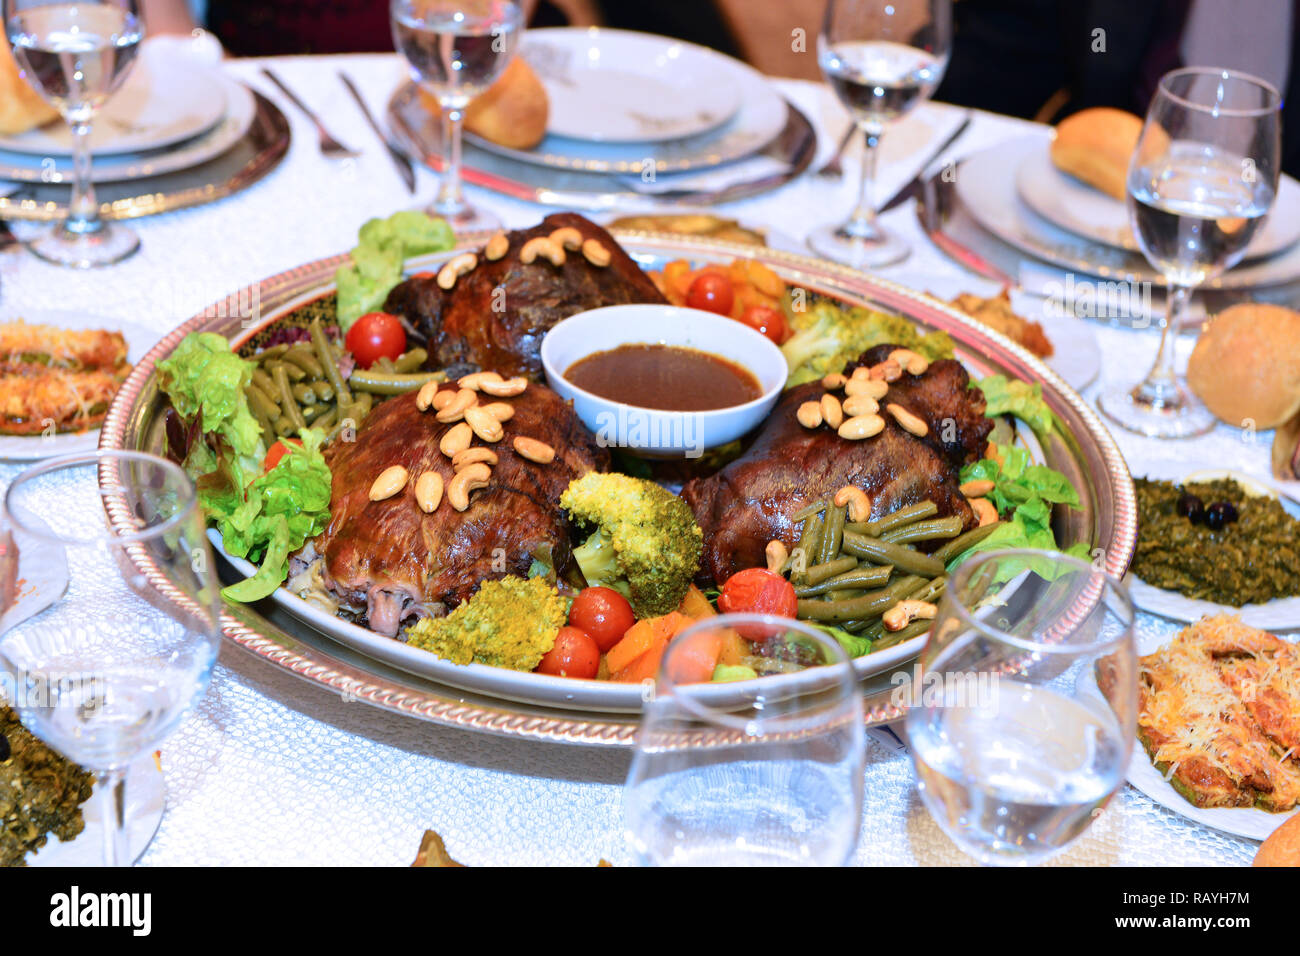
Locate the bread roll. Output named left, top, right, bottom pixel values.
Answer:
left=0, top=44, right=57, bottom=135
left=1050, top=108, right=1143, bottom=200
left=1254, top=813, right=1300, bottom=866
left=1186, top=303, right=1300, bottom=429
left=421, top=57, right=548, bottom=150
left=1273, top=412, right=1300, bottom=480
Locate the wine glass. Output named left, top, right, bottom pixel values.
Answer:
left=0, top=450, right=221, bottom=865
left=4, top=0, right=143, bottom=267
left=1099, top=67, right=1281, bottom=438
left=809, top=0, right=951, bottom=268
left=391, top=0, right=522, bottom=231
left=624, top=615, right=864, bottom=866
left=904, top=550, right=1136, bottom=866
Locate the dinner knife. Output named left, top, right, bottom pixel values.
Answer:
left=338, top=71, right=417, bottom=194
left=878, top=113, right=972, bottom=214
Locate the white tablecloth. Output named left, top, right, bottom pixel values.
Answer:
left=0, top=53, right=1277, bottom=866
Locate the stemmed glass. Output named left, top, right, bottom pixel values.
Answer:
left=391, top=0, right=522, bottom=232
left=624, top=615, right=864, bottom=866
left=1099, top=67, right=1281, bottom=438
left=0, top=450, right=221, bottom=865
left=904, top=550, right=1136, bottom=866
left=4, top=0, right=143, bottom=267
left=810, top=0, right=951, bottom=268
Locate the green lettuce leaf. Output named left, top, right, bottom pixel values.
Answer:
left=156, top=332, right=264, bottom=466
left=971, top=375, right=1060, bottom=438
left=335, top=211, right=455, bottom=330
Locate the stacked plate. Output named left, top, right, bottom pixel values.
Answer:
left=929, top=136, right=1300, bottom=300
left=387, top=27, right=815, bottom=208
left=0, top=39, right=288, bottom=221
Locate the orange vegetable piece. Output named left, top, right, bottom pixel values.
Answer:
left=606, top=612, right=693, bottom=680
left=717, top=629, right=747, bottom=667
left=663, top=629, right=723, bottom=685
left=676, top=585, right=717, bottom=620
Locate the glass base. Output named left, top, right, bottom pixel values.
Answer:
left=1098, top=378, right=1217, bottom=438
left=422, top=197, right=500, bottom=233
left=807, top=221, right=910, bottom=269
left=25, top=221, right=140, bottom=269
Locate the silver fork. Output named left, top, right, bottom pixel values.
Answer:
left=261, top=67, right=361, bottom=159
left=814, top=125, right=858, bottom=179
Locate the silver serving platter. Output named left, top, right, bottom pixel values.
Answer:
left=98, top=233, right=1137, bottom=746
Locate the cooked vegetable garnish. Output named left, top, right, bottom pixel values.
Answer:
left=335, top=211, right=455, bottom=330
left=560, top=473, right=703, bottom=618
left=405, top=576, right=568, bottom=670
left=781, top=300, right=954, bottom=387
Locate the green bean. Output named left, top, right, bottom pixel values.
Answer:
left=872, top=617, right=934, bottom=651
left=250, top=367, right=280, bottom=400
left=847, top=500, right=939, bottom=538
left=794, top=564, right=893, bottom=598
left=373, top=356, right=397, bottom=374
left=349, top=368, right=444, bottom=395
left=245, top=383, right=282, bottom=421
left=273, top=414, right=295, bottom=437
left=796, top=575, right=925, bottom=623
left=305, top=401, right=340, bottom=424
left=795, top=511, right=825, bottom=581
left=841, top=531, right=945, bottom=577
left=801, top=556, right=857, bottom=587
left=255, top=344, right=289, bottom=364
left=393, top=348, right=428, bottom=373
left=311, top=406, right=338, bottom=432
left=272, top=362, right=307, bottom=433
left=309, top=318, right=352, bottom=406
left=250, top=402, right=276, bottom=448
left=311, top=380, right=334, bottom=402
left=282, top=346, right=325, bottom=380
left=819, top=504, right=846, bottom=566
left=932, top=521, right=1004, bottom=565
left=791, top=499, right=829, bottom=523
left=881, top=515, right=965, bottom=546
left=291, top=383, right=318, bottom=406
left=266, top=358, right=306, bottom=382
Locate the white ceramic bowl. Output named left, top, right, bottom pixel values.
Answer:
left=540, top=304, right=787, bottom=457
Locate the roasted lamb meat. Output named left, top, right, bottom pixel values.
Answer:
left=681, top=345, right=993, bottom=585
left=295, top=382, right=608, bottom=636
left=383, top=212, right=666, bottom=380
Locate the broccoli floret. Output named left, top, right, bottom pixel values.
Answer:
left=559, top=473, right=702, bottom=617
left=405, top=576, right=568, bottom=670
left=781, top=301, right=956, bottom=386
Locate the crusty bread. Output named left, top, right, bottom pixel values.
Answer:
left=422, top=57, right=548, bottom=150
left=1050, top=108, right=1144, bottom=200
left=0, top=44, right=57, bottom=135
left=1187, top=303, right=1300, bottom=429
left=1254, top=813, right=1300, bottom=866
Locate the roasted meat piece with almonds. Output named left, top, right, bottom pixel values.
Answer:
left=681, top=345, right=992, bottom=585
left=384, top=212, right=666, bottom=379
left=301, top=383, right=608, bottom=636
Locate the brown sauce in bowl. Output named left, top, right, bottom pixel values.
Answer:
left=564, top=344, right=763, bottom=412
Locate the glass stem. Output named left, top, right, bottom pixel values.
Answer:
left=434, top=104, right=467, bottom=215
left=98, top=767, right=130, bottom=867
left=843, top=127, right=882, bottom=239
left=1133, top=283, right=1190, bottom=408
left=66, top=114, right=101, bottom=237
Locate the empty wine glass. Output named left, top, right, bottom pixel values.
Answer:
left=4, top=0, right=143, bottom=267
left=0, top=450, right=221, bottom=866
left=810, top=0, right=952, bottom=268
left=1099, top=67, right=1281, bottom=438
left=904, top=550, right=1136, bottom=865
left=624, top=615, right=864, bottom=866
left=391, top=0, right=522, bottom=231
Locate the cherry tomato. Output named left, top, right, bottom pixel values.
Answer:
left=344, top=312, right=407, bottom=369
left=535, top=626, right=600, bottom=679
left=738, top=305, right=790, bottom=346
left=685, top=273, right=736, bottom=316
left=568, top=586, right=636, bottom=652
left=718, top=568, right=798, bottom=637
left=262, top=438, right=300, bottom=472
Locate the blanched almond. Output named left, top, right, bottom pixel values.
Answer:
left=369, top=465, right=408, bottom=502
left=796, top=400, right=823, bottom=429
left=439, top=422, right=473, bottom=458
left=838, top=414, right=886, bottom=440
left=431, top=389, right=457, bottom=411
left=842, top=394, right=879, bottom=417
left=458, top=371, right=504, bottom=391
left=415, top=471, right=443, bottom=513
left=465, top=405, right=504, bottom=443
left=480, top=401, right=515, bottom=422
left=821, top=373, right=846, bottom=390
left=869, top=360, right=902, bottom=382
left=512, top=436, right=555, bottom=464
left=416, top=380, right=440, bottom=411
left=820, top=393, right=843, bottom=429
left=435, top=388, right=478, bottom=423
left=484, top=231, right=509, bottom=261
left=844, top=376, right=888, bottom=399
left=886, top=403, right=928, bottom=437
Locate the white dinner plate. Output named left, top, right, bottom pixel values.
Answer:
left=529, top=28, right=740, bottom=143
left=1079, top=631, right=1299, bottom=842
left=1016, top=142, right=1300, bottom=259
left=0, top=309, right=160, bottom=462
left=27, top=753, right=164, bottom=865
left=1126, top=461, right=1300, bottom=631
left=0, top=74, right=255, bottom=185
left=956, top=137, right=1300, bottom=290
left=465, top=27, right=788, bottom=174
left=0, top=41, right=227, bottom=157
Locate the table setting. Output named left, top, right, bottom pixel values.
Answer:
left=0, top=0, right=1295, bottom=872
